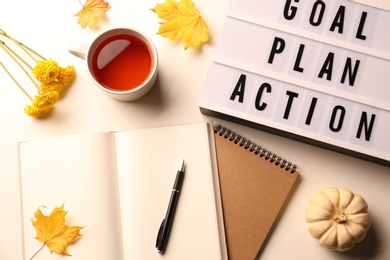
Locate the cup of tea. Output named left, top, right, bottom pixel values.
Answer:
left=69, top=28, right=158, bottom=101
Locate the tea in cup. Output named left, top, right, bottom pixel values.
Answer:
left=69, top=28, right=158, bottom=101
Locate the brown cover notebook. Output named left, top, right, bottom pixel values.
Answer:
left=213, top=125, right=299, bottom=260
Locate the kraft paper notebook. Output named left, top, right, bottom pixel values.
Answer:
left=213, top=125, right=299, bottom=260
left=18, top=122, right=227, bottom=260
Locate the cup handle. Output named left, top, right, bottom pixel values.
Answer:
left=68, top=41, right=88, bottom=59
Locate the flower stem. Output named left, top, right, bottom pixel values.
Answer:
left=0, top=39, right=33, bottom=70
left=0, top=40, right=39, bottom=90
left=19, top=42, right=46, bottom=62
left=30, top=242, right=46, bottom=260
left=0, top=62, right=33, bottom=101
left=0, top=28, right=46, bottom=61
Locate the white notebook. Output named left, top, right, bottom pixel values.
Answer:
left=18, top=122, right=227, bottom=260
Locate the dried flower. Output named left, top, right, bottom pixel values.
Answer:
left=32, top=59, right=60, bottom=84
left=40, top=81, right=65, bottom=94
left=32, top=91, right=60, bottom=108
left=0, top=29, right=76, bottom=118
left=57, top=66, right=76, bottom=85
left=24, top=104, right=54, bottom=118
left=24, top=91, right=60, bottom=118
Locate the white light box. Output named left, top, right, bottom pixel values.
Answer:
left=200, top=0, right=390, bottom=166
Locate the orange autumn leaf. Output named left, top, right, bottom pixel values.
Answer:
left=31, top=204, right=84, bottom=256
left=74, top=0, right=111, bottom=30
left=152, top=0, right=209, bottom=49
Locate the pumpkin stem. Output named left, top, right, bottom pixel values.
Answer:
left=334, top=211, right=347, bottom=224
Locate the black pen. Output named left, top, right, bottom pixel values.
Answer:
left=156, top=160, right=185, bottom=254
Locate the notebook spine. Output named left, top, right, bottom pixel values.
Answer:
left=214, top=125, right=297, bottom=173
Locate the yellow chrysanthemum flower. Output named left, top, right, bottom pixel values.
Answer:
left=24, top=91, right=59, bottom=118
left=1, top=29, right=77, bottom=118
left=32, top=91, right=59, bottom=108
left=24, top=105, right=53, bottom=118
left=57, top=65, right=76, bottom=85
left=40, top=81, right=65, bottom=94
left=32, top=59, right=60, bottom=84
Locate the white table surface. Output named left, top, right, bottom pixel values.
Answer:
left=0, top=1, right=388, bottom=259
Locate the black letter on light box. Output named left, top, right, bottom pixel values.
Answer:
left=255, top=83, right=272, bottom=111
left=318, top=52, right=334, bottom=81
left=329, top=105, right=346, bottom=132
left=293, top=44, right=305, bottom=73
left=341, top=58, right=360, bottom=87
left=309, top=1, right=326, bottom=26
left=268, top=37, right=286, bottom=64
left=329, top=5, right=345, bottom=34
left=283, top=0, right=299, bottom=20
left=230, top=74, right=246, bottom=103
left=305, top=97, right=318, bottom=125
left=284, top=91, right=299, bottom=119
left=356, top=112, right=376, bottom=141
left=356, top=11, right=368, bottom=40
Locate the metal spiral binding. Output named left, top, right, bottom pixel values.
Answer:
left=214, top=125, right=297, bottom=173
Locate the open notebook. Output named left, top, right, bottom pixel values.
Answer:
left=18, top=122, right=227, bottom=260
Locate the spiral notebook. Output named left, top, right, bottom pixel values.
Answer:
left=213, top=125, right=299, bottom=260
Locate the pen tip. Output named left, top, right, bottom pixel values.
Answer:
left=180, top=159, right=185, bottom=172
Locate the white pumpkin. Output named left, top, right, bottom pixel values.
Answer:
left=306, top=187, right=372, bottom=251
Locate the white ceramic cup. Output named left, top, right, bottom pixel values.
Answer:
left=69, top=28, right=158, bottom=101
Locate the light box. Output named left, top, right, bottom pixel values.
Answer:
left=200, top=0, right=390, bottom=166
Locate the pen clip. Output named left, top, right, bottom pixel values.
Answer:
left=156, top=219, right=165, bottom=249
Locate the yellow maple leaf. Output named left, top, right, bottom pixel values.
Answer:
left=74, top=0, right=111, bottom=30
left=31, top=204, right=84, bottom=256
left=152, top=0, right=209, bottom=49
